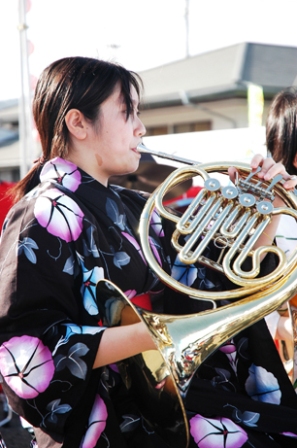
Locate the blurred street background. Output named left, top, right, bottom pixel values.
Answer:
left=0, top=393, right=32, bottom=447
left=1, top=415, right=32, bottom=448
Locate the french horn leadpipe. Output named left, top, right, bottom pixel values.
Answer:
left=137, top=142, right=199, bottom=165
left=98, top=149, right=297, bottom=448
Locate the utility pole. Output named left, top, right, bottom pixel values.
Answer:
left=18, top=0, right=34, bottom=178
left=185, top=0, right=189, bottom=58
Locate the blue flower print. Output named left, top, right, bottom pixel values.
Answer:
left=63, top=324, right=105, bottom=340
left=82, top=224, right=100, bottom=258
left=225, top=404, right=260, bottom=428
left=43, top=399, right=72, bottom=428
left=55, top=343, right=89, bottom=380
left=171, top=255, right=197, bottom=286
left=18, top=237, right=39, bottom=264
left=113, top=251, right=130, bottom=269
left=52, top=324, right=105, bottom=357
left=196, top=266, right=216, bottom=290
left=63, top=254, right=76, bottom=276
left=234, top=410, right=260, bottom=428
left=245, top=364, right=281, bottom=404
left=106, top=198, right=126, bottom=230
left=211, top=368, right=236, bottom=392
left=81, top=264, right=104, bottom=315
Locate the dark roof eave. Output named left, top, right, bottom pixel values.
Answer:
left=142, top=84, right=285, bottom=110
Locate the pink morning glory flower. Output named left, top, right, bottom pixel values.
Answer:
left=40, top=157, right=81, bottom=192
left=34, top=188, right=84, bottom=242
left=80, top=394, right=107, bottom=447
left=219, top=340, right=237, bottom=355
left=150, top=209, right=164, bottom=237
left=190, top=414, right=248, bottom=448
left=0, top=335, right=55, bottom=399
left=122, top=232, right=147, bottom=264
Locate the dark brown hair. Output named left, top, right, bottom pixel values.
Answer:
left=266, top=87, right=297, bottom=175
left=12, top=56, right=143, bottom=202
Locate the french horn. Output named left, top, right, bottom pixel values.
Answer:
left=97, top=144, right=297, bottom=448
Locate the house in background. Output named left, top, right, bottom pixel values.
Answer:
left=1, top=42, right=297, bottom=182
left=140, top=42, right=297, bottom=136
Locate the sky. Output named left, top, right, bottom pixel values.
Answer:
left=1, top=0, right=297, bottom=101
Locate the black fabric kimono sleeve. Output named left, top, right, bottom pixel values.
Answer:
left=0, top=185, right=106, bottom=442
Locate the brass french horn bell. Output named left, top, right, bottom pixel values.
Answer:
left=97, top=144, right=297, bottom=448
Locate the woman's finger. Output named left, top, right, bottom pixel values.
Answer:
left=227, top=166, right=237, bottom=184
left=250, top=153, right=265, bottom=170
left=283, top=174, right=297, bottom=189
left=261, top=161, right=287, bottom=180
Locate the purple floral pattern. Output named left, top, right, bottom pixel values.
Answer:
left=122, top=231, right=146, bottom=264
left=34, top=188, right=84, bottom=242
left=281, top=431, right=297, bottom=438
left=40, top=157, right=82, bottom=192
left=80, top=394, right=107, bottom=447
left=219, top=339, right=238, bottom=373
left=190, top=414, right=248, bottom=448
left=150, top=209, right=164, bottom=237
left=0, top=157, right=296, bottom=446
left=148, top=236, right=163, bottom=266
left=124, top=289, right=137, bottom=299
left=0, top=336, right=54, bottom=399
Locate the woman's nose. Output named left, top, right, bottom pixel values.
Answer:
left=135, top=116, right=146, bottom=137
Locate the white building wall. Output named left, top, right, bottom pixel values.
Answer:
left=141, top=99, right=251, bottom=132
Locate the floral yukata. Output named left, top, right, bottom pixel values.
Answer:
left=0, top=157, right=297, bottom=448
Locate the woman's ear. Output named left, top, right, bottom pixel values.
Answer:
left=65, top=109, right=87, bottom=140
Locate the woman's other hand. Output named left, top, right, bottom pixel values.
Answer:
left=249, top=154, right=297, bottom=189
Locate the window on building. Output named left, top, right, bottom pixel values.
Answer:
left=145, top=121, right=211, bottom=136
left=145, top=126, right=168, bottom=137
left=173, top=121, right=211, bottom=134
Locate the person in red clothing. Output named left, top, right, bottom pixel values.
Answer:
left=0, top=181, right=14, bottom=229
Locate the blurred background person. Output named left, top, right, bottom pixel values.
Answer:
left=265, top=87, right=297, bottom=377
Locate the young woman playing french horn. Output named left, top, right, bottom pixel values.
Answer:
left=0, top=57, right=297, bottom=448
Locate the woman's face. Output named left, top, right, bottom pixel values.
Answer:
left=85, top=82, right=146, bottom=185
